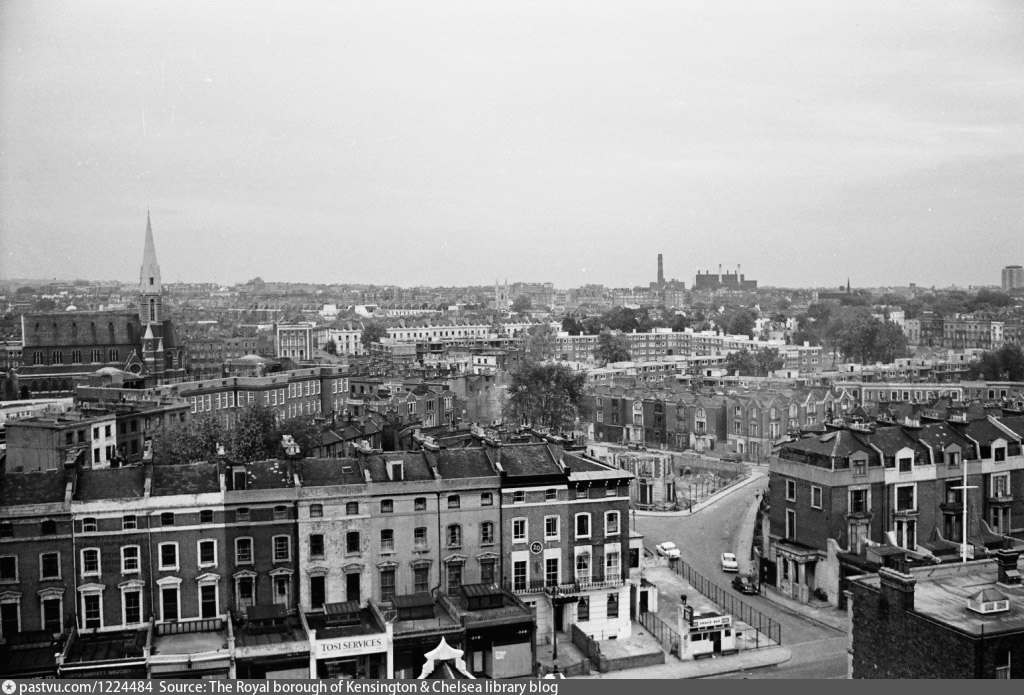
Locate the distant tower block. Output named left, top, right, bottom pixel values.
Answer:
left=657, top=254, right=665, bottom=286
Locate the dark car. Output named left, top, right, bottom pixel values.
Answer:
left=732, top=574, right=758, bottom=595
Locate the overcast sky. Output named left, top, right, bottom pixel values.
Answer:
left=1, top=1, right=1022, bottom=289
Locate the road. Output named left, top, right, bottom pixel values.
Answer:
left=634, top=468, right=848, bottom=679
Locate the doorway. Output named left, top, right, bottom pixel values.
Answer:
left=346, top=573, right=361, bottom=603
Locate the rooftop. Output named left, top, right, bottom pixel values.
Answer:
left=0, top=470, right=69, bottom=507
left=856, top=557, right=1024, bottom=636
left=150, top=462, right=221, bottom=497
left=76, top=466, right=146, bottom=501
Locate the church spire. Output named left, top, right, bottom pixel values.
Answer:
left=139, top=211, right=163, bottom=325
left=140, top=210, right=162, bottom=294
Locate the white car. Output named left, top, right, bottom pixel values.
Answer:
left=720, top=552, right=739, bottom=572
left=656, top=541, right=681, bottom=559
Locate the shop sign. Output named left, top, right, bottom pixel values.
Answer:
left=316, top=633, right=388, bottom=659
left=691, top=614, right=731, bottom=630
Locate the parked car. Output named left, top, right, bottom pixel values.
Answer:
left=732, top=574, right=758, bottom=595
left=720, top=552, right=739, bottom=572
left=656, top=541, right=681, bottom=559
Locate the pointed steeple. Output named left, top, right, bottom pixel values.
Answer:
left=140, top=210, right=162, bottom=295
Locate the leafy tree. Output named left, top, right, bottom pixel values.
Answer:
left=151, top=415, right=224, bottom=465
left=582, top=316, right=604, bottom=335
left=505, top=362, right=587, bottom=430
left=324, top=339, right=338, bottom=355
left=600, top=307, right=640, bottom=333
left=670, top=314, right=692, bottom=332
left=561, top=316, right=584, bottom=335
left=593, top=332, right=631, bottom=365
left=973, top=344, right=1024, bottom=381
left=511, top=295, right=532, bottom=313
left=725, top=309, right=757, bottom=337
left=229, top=403, right=279, bottom=463
left=361, top=321, right=388, bottom=347
left=524, top=322, right=557, bottom=362
left=724, top=348, right=784, bottom=376
left=277, top=415, right=321, bottom=458
left=34, top=298, right=57, bottom=311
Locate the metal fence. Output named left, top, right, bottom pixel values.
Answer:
left=638, top=609, right=679, bottom=656
left=669, top=558, right=782, bottom=646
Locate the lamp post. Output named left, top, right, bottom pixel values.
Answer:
left=551, top=586, right=559, bottom=674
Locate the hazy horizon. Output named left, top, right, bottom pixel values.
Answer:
left=2, top=1, right=1022, bottom=288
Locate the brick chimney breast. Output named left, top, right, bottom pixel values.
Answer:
left=995, top=549, right=1021, bottom=587
left=878, top=567, right=917, bottom=613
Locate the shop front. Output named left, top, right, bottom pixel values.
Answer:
left=308, top=602, right=392, bottom=680
left=234, top=605, right=312, bottom=679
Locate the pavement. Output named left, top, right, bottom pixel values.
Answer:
left=634, top=467, right=767, bottom=518
left=577, top=645, right=792, bottom=679
left=758, top=585, right=848, bottom=633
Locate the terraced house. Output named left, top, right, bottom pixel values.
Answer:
left=0, top=440, right=634, bottom=679
left=768, top=411, right=1024, bottom=608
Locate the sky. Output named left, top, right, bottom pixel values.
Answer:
left=1, top=1, right=1022, bottom=289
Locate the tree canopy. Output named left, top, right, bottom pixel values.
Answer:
left=361, top=321, right=388, bottom=347
left=504, top=362, right=587, bottom=431
left=511, top=295, right=532, bottom=313
left=723, top=348, right=784, bottom=376
left=593, top=331, right=631, bottom=365
left=971, top=344, right=1024, bottom=381
left=524, top=322, right=557, bottom=362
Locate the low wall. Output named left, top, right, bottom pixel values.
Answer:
left=570, top=623, right=666, bottom=673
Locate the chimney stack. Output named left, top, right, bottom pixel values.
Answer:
left=878, top=567, right=916, bottom=612
left=996, top=549, right=1021, bottom=586
left=657, top=254, right=665, bottom=286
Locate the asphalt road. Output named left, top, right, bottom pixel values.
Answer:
left=634, top=469, right=849, bottom=679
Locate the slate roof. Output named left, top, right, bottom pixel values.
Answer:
left=363, top=452, right=435, bottom=482
left=76, top=466, right=146, bottom=501
left=428, top=449, right=496, bottom=480
left=237, top=459, right=294, bottom=490
left=489, top=443, right=563, bottom=478
left=0, top=470, right=69, bottom=507
left=998, top=415, right=1024, bottom=438
left=868, top=425, right=929, bottom=456
left=299, top=458, right=366, bottom=487
left=150, top=462, right=221, bottom=496
left=912, top=422, right=977, bottom=458
left=964, top=418, right=1012, bottom=445
left=780, top=430, right=873, bottom=463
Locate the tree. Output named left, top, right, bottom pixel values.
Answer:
left=973, top=344, right=1024, bottom=381
left=670, top=314, right=692, bottom=332
left=524, top=323, right=557, bottom=362
left=593, top=332, right=631, bottom=366
left=561, top=316, right=584, bottom=336
left=582, top=316, right=604, bottom=335
left=361, top=321, right=388, bottom=347
left=725, top=309, right=757, bottom=337
left=504, top=362, right=587, bottom=430
left=151, top=415, right=224, bottom=465
left=511, top=295, right=532, bottom=313
left=34, top=298, right=57, bottom=311
left=324, top=339, right=338, bottom=355
left=277, top=415, right=321, bottom=458
left=229, top=403, right=279, bottom=463
left=723, top=348, right=783, bottom=376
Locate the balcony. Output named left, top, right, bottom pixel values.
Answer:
left=503, top=572, right=626, bottom=597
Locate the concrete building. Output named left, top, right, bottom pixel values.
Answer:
left=1002, top=265, right=1024, bottom=291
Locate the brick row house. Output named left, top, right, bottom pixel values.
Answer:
left=767, top=412, right=1024, bottom=607
left=581, top=383, right=857, bottom=461
left=0, top=442, right=628, bottom=678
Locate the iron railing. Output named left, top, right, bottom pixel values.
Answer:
left=638, top=609, right=678, bottom=656
left=667, top=557, right=782, bottom=646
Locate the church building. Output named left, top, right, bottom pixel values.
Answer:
left=15, top=213, right=186, bottom=398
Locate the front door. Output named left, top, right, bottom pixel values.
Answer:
left=346, top=573, right=361, bottom=603
left=639, top=590, right=649, bottom=614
